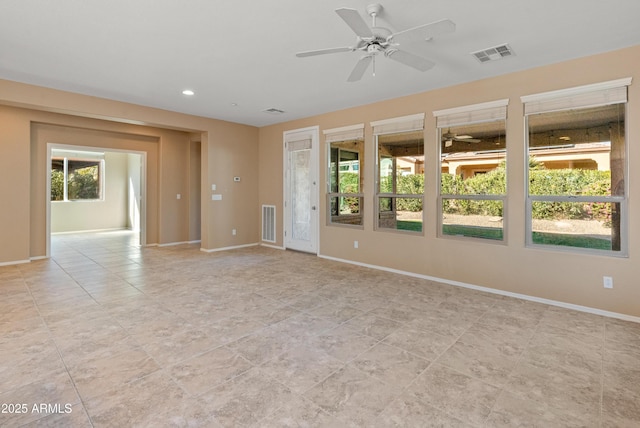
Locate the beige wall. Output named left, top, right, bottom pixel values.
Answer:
left=1, top=45, right=638, bottom=317
left=259, top=45, right=640, bottom=318
left=0, top=80, right=259, bottom=262
left=0, top=108, right=31, bottom=263
left=29, top=119, right=161, bottom=255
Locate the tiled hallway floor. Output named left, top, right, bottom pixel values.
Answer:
left=1, top=231, right=639, bottom=427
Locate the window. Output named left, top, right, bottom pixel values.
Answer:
left=51, top=150, right=104, bottom=201
left=325, top=124, right=364, bottom=226
left=522, top=78, right=630, bottom=255
left=435, top=100, right=508, bottom=241
left=373, top=114, right=424, bottom=233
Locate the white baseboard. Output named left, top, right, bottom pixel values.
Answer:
left=157, top=240, right=201, bottom=248
left=200, top=243, right=259, bottom=253
left=51, top=227, right=128, bottom=235
left=318, top=254, right=640, bottom=324
left=0, top=259, right=31, bottom=267
left=260, top=243, right=285, bottom=250
left=158, top=241, right=188, bottom=247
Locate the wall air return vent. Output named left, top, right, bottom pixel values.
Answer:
left=262, top=205, right=276, bottom=243
left=262, top=108, right=285, bottom=115
left=471, top=44, right=514, bottom=63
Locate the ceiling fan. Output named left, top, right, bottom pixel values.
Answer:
left=442, top=129, right=481, bottom=147
left=296, top=3, right=455, bottom=82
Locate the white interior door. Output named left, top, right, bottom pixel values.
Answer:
left=284, top=127, right=319, bottom=254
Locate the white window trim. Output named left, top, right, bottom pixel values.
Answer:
left=51, top=153, right=105, bottom=202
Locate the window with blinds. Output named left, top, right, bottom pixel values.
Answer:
left=324, top=124, right=365, bottom=227
left=521, top=78, right=631, bottom=255
left=372, top=114, right=425, bottom=233
left=434, top=99, right=508, bottom=242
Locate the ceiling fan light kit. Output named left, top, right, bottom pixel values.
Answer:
left=296, top=3, right=455, bottom=82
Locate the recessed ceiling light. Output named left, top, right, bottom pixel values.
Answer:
left=182, top=89, right=195, bottom=96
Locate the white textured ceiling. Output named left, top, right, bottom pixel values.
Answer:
left=1, top=0, right=639, bottom=127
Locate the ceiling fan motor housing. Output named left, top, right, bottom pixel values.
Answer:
left=366, top=3, right=383, bottom=18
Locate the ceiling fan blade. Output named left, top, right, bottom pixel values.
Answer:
left=347, top=56, right=373, bottom=82
left=335, top=8, right=373, bottom=39
left=296, top=47, right=353, bottom=57
left=389, top=19, right=456, bottom=44
left=386, top=49, right=435, bottom=72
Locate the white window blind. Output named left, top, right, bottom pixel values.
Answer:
left=286, top=138, right=312, bottom=151
left=371, top=113, right=424, bottom=135
left=434, top=99, right=508, bottom=128
left=521, top=77, right=632, bottom=115
left=323, top=124, right=365, bottom=143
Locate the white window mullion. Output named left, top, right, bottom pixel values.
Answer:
left=63, top=157, right=68, bottom=201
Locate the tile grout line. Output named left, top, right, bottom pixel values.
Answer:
left=21, top=263, right=96, bottom=428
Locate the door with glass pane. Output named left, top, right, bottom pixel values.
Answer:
left=284, top=127, right=318, bottom=253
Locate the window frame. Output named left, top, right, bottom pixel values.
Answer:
left=434, top=99, right=509, bottom=243
left=522, top=78, right=631, bottom=256
left=372, top=113, right=425, bottom=235
left=324, top=124, right=365, bottom=228
left=50, top=152, right=105, bottom=202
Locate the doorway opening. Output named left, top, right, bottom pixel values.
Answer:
left=47, top=143, right=146, bottom=257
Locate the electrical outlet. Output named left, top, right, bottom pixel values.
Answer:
left=232, top=229, right=237, bottom=236
left=176, top=193, right=181, bottom=200
left=603, top=276, right=613, bottom=289
left=354, top=240, right=359, bottom=249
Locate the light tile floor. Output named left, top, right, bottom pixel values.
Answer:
left=1, top=231, right=639, bottom=427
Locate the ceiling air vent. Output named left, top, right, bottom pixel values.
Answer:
left=262, top=108, right=285, bottom=115
left=471, top=44, right=514, bottom=63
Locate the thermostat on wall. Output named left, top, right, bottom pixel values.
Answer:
left=233, top=176, right=241, bottom=182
